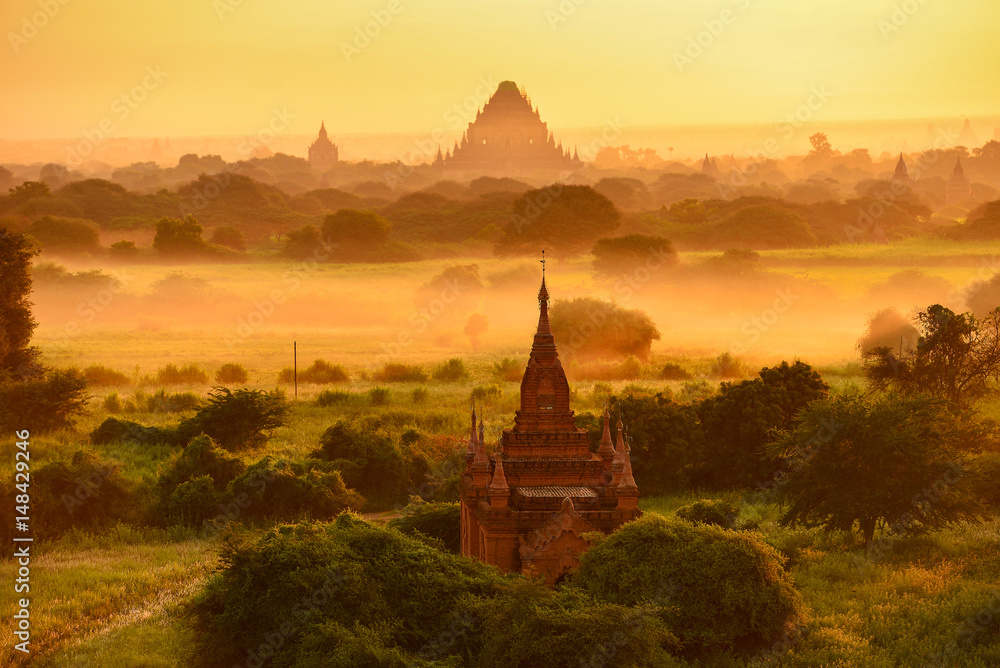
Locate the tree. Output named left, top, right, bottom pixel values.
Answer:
left=321, top=209, right=391, bottom=248
left=283, top=224, right=322, bottom=259
left=464, top=313, right=488, bottom=351
left=857, top=307, right=919, bottom=355
left=0, top=228, right=40, bottom=379
left=549, top=297, right=660, bottom=361
left=967, top=273, right=1000, bottom=317
left=177, top=387, right=289, bottom=451
left=415, top=264, right=484, bottom=317
left=696, top=361, right=828, bottom=489
left=494, top=185, right=621, bottom=260
left=0, top=368, right=90, bottom=432
left=153, top=216, right=209, bottom=257
left=711, top=205, right=817, bottom=249
left=769, top=393, right=988, bottom=547
left=591, top=234, right=677, bottom=281
left=210, top=226, right=246, bottom=252
left=28, top=216, right=101, bottom=254
left=862, top=304, right=1000, bottom=408
left=807, top=132, right=834, bottom=159
left=665, top=198, right=716, bottom=225
left=574, top=514, right=804, bottom=656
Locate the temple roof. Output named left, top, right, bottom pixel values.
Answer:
left=517, top=486, right=597, bottom=498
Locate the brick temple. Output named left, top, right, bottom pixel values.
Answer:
left=459, top=260, right=641, bottom=585
left=444, top=80, right=582, bottom=176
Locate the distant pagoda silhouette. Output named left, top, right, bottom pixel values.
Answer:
left=459, top=253, right=640, bottom=586
left=445, top=81, right=581, bottom=176
left=308, top=121, right=339, bottom=172
left=946, top=157, right=972, bottom=204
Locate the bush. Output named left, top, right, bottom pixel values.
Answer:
left=122, top=388, right=202, bottom=414
left=493, top=357, right=523, bottom=382
left=591, top=234, right=677, bottom=280
left=411, top=387, right=429, bottom=404
left=369, top=386, right=390, bottom=406
left=90, top=417, right=170, bottom=446
left=710, top=352, right=745, bottom=379
left=226, top=458, right=362, bottom=522
left=210, top=226, right=246, bottom=252
left=574, top=513, right=804, bottom=656
left=215, top=363, right=249, bottom=384
left=374, top=363, right=428, bottom=383
left=28, top=215, right=101, bottom=254
left=675, top=499, right=740, bottom=529
left=83, top=364, right=131, bottom=386
left=311, top=420, right=420, bottom=509
left=189, top=515, right=676, bottom=668
left=660, top=362, right=693, bottom=381
left=177, top=387, right=289, bottom=451
left=432, top=358, right=468, bottom=381
left=279, top=359, right=349, bottom=385
left=0, top=368, right=89, bottom=433
left=315, top=389, right=355, bottom=407
left=470, top=384, right=502, bottom=402
left=156, top=363, right=209, bottom=385
left=387, top=502, right=461, bottom=552
left=696, top=360, right=829, bottom=489
left=103, top=392, right=123, bottom=413
left=27, top=450, right=134, bottom=539
left=549, top=297, right=661, bottom=361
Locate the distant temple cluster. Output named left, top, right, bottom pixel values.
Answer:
left=458, top=262, right=641, bottom=586
left=308, top=81, right=581, bottom=178
left=893, top=153, right=972, bottom=204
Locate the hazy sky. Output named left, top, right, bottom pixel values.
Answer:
left=2, top=0, right=998, bottom=139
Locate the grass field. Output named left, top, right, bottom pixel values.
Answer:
left=5, top=241, right=1000, bottom=665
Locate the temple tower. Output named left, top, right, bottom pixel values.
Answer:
left=459, top=253, right=641, bottom=586
left=308, top=121, right=339, bottom=172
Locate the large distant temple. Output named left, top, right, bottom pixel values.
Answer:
left=308, top=122, right=339, bottom=172
left=459, top=258, right=640, bottom=586
left=445, top=81, right=582, bottom=176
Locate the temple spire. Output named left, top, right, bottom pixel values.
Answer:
left=597, top=402, right=615, bottom=459
left=619, top=436, right=637, bottom=490
left=534, top=250, right=552, bottom=339
left=489, top=454, right=509, bottom=492
left=467, top=403, right=479, bottom=455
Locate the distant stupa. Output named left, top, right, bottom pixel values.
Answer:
left=946, top=157, right=972, bottom=204
left=445, top=81, right=581, bottom=175
left=959, top=119, right=979, bottom=148
left=892, top=153, right=911, bottom=183
left=308, top=121, right=339, bottom=172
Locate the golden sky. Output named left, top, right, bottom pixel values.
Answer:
left=1, top=0, right=998, bottom=139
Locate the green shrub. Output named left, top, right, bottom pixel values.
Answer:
left=311, top=420, right=417, bottom=509
left=215, top=363, right=249, bottom=384
left=660, top=362, right=693, bottom=381
left=28, top=215, right=101, bottom=254
left=387, top=502, right=461, bottom=552
left=155, top=435, right=246, bottom=502
left=470, top=384, right=502, bottom=402
left=493, top=357, right=523, bottom=382
left=675, top=499, right=740, bottom=529
left=315, top=389, right=355, bottom=407
left=227, top=458, right=363, bottom=522
left=189, top=515, right=677, bottom=667
left=177, top=387, right=289, bottom=451
left=710, top=352, right=745, bottom=379
left=279, top=359, right=349, bottom=384
left=29, top=450, right=133, bottom=539
left=369, top=386, right=390, bottom=406
left=156, top=363, right=209, bottom=385
left=124, top=388, right=202, bottom=413
left=549, top=297, right=661, bottom=361
left=591, top=234, right=677, bottom=280
left=102, top=392, right=123, bottom=413
left=90, top=417, right=170, bottom=446
left=83, top=364, right=131, bottom=386
left=163, top=475, right=225, bottom=526
left=0, top=368, right=90, bottom=433
left=411, top=386, right=429, bottom=404
left=432, top=358, right=468, bottom=381
left=374, top=363, right=429, bottom=383
left=574, top=513, right=805, bottom=657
